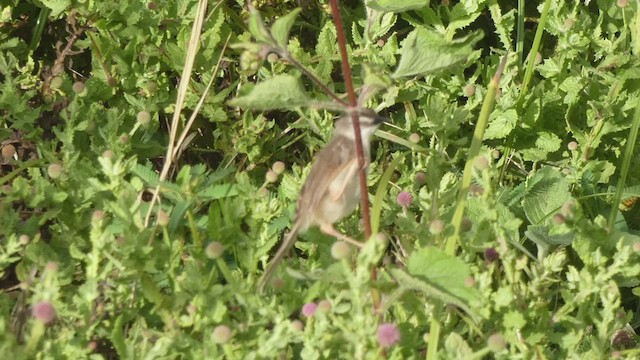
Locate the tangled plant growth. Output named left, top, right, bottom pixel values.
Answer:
left=1, top=0, right=640, bottom=358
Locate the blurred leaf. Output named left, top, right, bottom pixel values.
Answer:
left=394, top=28, right=482, bottom=77
left=367, top=0, right=429, bottom=13
left=485, top=109, right=518, bottom=140
left=271, top=8, right=302, bottom=47
left=40, top=0, right=70, bottom=18
left=228, top=74, right=310, bottom=110
left=390, top=268, right=479, bottom=320
left=247, top=2, right=273, bottom=44
left=523, top=167, right=572, bottom=224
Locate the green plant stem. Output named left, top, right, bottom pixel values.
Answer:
left=426, top=306, right=442, bottom=360
left=519, top=0, right=551, bottom=101
left=371, top=152, right=407, bottom=235
left=516, top=0, right=525, bottom=66
left=445, top=54, right=507, bottom=255
left=608, top=96, right=640, bottom=231
left=499, top=0, right=550, bottom=184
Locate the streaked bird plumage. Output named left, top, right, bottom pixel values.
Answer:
left=259, top=111, right=385, bottom=291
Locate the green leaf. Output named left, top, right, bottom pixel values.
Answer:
left=535, top=131, right=561, bottom=152
left=448, top=1, right=482, bottom=31
left=393, top=28, right=483, bottom=77
left=367, top=0, right=429, bottom=13
left=389, top=268, right=479, bottom=319
left=198, top=184, right=238, bottom=200
left=227, top=74, right=310, bottom=110
left=406, top=247, right=480, bottom=305
left=484, top=109, right=518, bottom=140
left=111, top=315, right=126, bottom=358
left=523, top=167, right=572, bottom=224
left=271, top=8, right=302, bottom=47
left=247, top=3, right=273, bottom=44
left=40, top=0, right=70, bottom=18
left=504, top=310, right=527, bottom=329
left=443, top=332, right=474, bottom=359
left=489, top=6, right=515, bottom=50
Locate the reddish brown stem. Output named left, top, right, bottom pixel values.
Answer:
left=329, top=0, right=381, bottom=315
left=328, top=0, right=372, bottom=241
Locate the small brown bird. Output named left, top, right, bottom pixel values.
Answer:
left=259, top=110, right=386, bottom=291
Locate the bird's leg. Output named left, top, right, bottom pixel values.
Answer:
left=319, top=223, right=365, bottom=248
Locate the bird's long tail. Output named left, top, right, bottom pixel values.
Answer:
left=258, top=222, right=301, bottom=292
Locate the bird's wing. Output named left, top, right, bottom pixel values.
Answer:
left=296, top=135, right=358, bottom=218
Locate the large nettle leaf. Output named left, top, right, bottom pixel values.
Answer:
left=227, top=74, right=310, bottom=110
left=523, top=166, right=572, bottom=225
left=393, top=27, right=482, bottom=77
left=390, top=247, right=481, bottom=319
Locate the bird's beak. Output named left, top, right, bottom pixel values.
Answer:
left=373, top=115, right=388, bottom=124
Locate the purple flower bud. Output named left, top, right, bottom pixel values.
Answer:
left=377, top=323, right=401, bottom=348
left=484, top=247, right=499, bottom=263
left=32, top=301, right=56, bottom=324
left=396, top=191, right=413, bottom=207
left=301, top=302, right=318, bottom=317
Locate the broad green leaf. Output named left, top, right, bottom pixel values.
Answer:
left=535, top=131, right=561, bottom=152
left=40, top=0, right=70, bottom=18
left=393, top=28, right=483, bottom=77
left=484, top=109, right=518, bottom=140
left=443, top=332, right=474, bottom=359
left=523, top=167, right=571, bottom=224
left=389, top=268, right=479, bottom=319
left=367, top=0, right=429, bottom=13
left=406, top=247, right=480, bottom=305
left=271, top=8, right=302, bottom=47
left=504, top=310, right=526, bottom=329
left=525, top=224, right=574, bottom=258
left=227, top=74, right=310, bottom=110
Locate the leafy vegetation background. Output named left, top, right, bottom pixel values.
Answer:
left=1, top=0, right=640, bottom=358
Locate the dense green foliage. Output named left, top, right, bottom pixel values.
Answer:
left=1, top=0, right=640, bottom=358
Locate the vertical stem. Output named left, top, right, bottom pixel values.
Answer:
left=328, top=0, right=381, bottom=313
left=519, top=0, right=551, bottom=101
left=446, top=54, right=508, bottom=255
left=328, top=0, right=372, bottom=240
left=516, top=0, right=525, bottom=66
left=608, top=96, right=640, bottom=231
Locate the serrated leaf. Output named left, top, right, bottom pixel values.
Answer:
left=448, top=1, right=481, bottom=31
left=406, top=247, right=481, bottom=305
left=535, top=131, right=562, bottom=152
left=523, top=167, right=572, bottom=224
left=198, top=184, right=238, bottom=200
left=389, top=268, right=479, bottom=320
left=489, top=6, right=515, bottom=50
left=40, top=0, right=71, bottom=18
left=484, top=109, right=518, bottom=139
left=367, top=0, right=429, bottom=13
left=227, top=74, right=310, bottom=110
left=393, top=28, right=482, bottom=77
left=111, top=315, right=126, bottom=358
left=271, top=8, right=301, bottom=47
